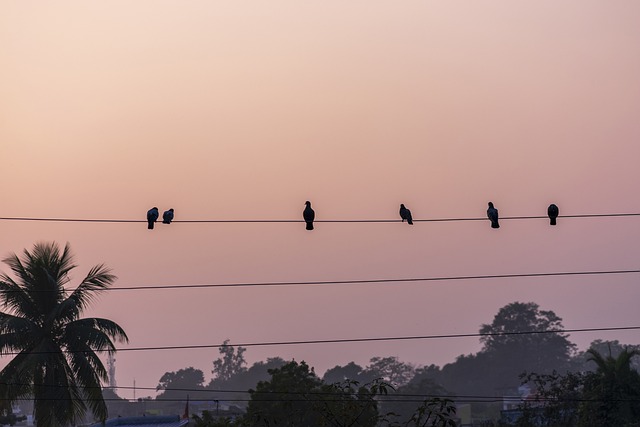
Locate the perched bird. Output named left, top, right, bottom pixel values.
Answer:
left=547, top=204, right=559, bottom=226
left=163, top=208, right=174, bottom=224
left=399, top=204, right=413, bottom=225
left=487, top=202, right=500, bottom=229
left=303, top=201, right=315, bottom=231
left=147, top=207, right=159, bottom=230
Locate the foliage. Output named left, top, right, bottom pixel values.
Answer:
left=244, top=360, right=400, bottom=427
left=207, top=357, right=286, bottom=404
left=323, top=358, right=415, bottom=389
left=516, top=347, right=640, bottom=426
left=323, top=362, right=366, bottom=384
left=314, top=378, right=396, bottom=427
left=245, top=360, right=323, bottom=426
left=384, top=377, right=450, bottom=424
left=365, top=357, right=415, bottom=388
left=192, top=410, right=240, bottom=427
left=435, top=302, right=576, bottom=397
left=578, top=347, right=640, bottom=426
left=516, top=370, right=586, bottom=426
left=479, top=302, right=575, bottom=367
left=0, top=242, right=128, bottom=426
left=156, top=367, right=207, bottom=401
left=211, top=340, right=247, bottom=385
left=573, top=339, right=640, bottom=372
left=406, top=397, right=457, bottom=427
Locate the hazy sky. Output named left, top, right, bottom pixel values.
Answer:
left=2, top=1, right=640, bottom=400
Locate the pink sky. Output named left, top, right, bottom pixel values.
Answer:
left=2, top=1, right=640, bottom=400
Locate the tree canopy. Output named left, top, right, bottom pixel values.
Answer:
left=0, top=242, right=128, bottom=426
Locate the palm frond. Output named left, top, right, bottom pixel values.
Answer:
left=0, top=242, right=126, bottom=426
left=64, top=264, right=116, bottom=314
left=63, top=318, right=129, bottom=352
left=0, top=272, right=39, bottom=322
left=67, top=343, right=109, bottom=422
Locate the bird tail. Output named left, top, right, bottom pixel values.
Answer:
left=492, top=222, right=500, bottom=229
left=148, top=222, right=154, bottom=230
left=306, top=222, right=314, bottom=231
left=550, top=218, right=557, bottom=226
left=408, top=218, right=413, bottom=225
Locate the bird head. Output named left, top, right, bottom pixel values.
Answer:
left=488, top=202, right=494, bottom=208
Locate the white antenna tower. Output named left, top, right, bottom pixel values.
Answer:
left=107, top=353, right=117, bottom=389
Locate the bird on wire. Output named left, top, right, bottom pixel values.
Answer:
left=163, top=208, right=174, bottom=224
left=399, top=204, right=413, bottom=225
left=303, top=201, right=315, bottom=231
left=147, top=207, right=159, bottom=230
left=548, top=204, right=559, bottom=226
left=487, top=202, right=500, bottom=229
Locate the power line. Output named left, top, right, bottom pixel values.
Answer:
left=0, top=382, right=535, bottom=400
left=105, top=268, right=640, bottom=292
left=1, top=212, right=640, bottom=224
left=4, top=397, right=640, bottom=403
left=0, top=326, right=637, bottom=356
left=107, top=326, right=640, bottom=353
left=1, top=382, right=638, bottom=403
left=1, top=388, right=639, bottom=404
left=2, top=268, right=636, bottom=294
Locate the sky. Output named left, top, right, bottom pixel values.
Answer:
left=2, top=1, right=640, bottom=400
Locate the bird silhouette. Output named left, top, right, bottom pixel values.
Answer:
left=399, top=204, right=413, bottom=225
left=147, top=207, right=159, bottom=230
left=303, top=201, right=315, bottom=231
left=487, top=202, right=499, bottom=229
left=547, top=204, right=559, bottom=226
left=163, top=208, right=174, bottom=224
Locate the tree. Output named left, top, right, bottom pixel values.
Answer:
left=245, top=360, right=323, bottom=426
left=245, top=361, right=394, bottom=427
left=156, top=367, right=207, bottom=401
left=384, top=376, right=450, bottom=425
left=314, top=379, right=395, bottom=427
left=406, top=398, right=457, bottom=427
left=476, top=302, right=575, bottom=392
left=211, top=340, right=247, bottom=385
left=578, top=347, right=640, bottom=426
left=573, top=340, right=640, bottom=372
left=0, top=242, right=128, bottom=426
left=517, top=370, right=587, bottom=427
left=323, top=362, right=366, bottom=385
left=363, top=357, right=415, bottom=388
left=480, top=302, right=575, bottom=363
left=517, top=348, right=640, bottom=426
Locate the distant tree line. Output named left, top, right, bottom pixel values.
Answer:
left=153, top=302, right=640, bottom=426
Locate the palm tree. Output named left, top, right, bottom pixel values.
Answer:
left=0, top=242, right=128, bottom=426
left=580, top=346, right=640, bottom=425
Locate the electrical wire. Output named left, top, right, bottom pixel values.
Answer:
left=105, top=268, right=640, bottom=291
left=0, top=326, right=637, bottom=356
left=105, top=325, right=640, bottom=352
left=3, top=397, right=639, bottom=403
left=0, top=268, right=637, bottom=294
left=1, top=212, right=640, bottom=224
left=1, top=382, right=638, bottom=404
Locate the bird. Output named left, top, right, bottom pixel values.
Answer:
left=163, top=208, right=174, bottom=224
left=487, top=202, right=499, bottom=229
left=147, top=207, right=159, bottom=230
left=303, top=201, right=315, bottom=231
left=548, top=204, right=559, bottom=226
left=399, top=204, right=413, bottom=225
